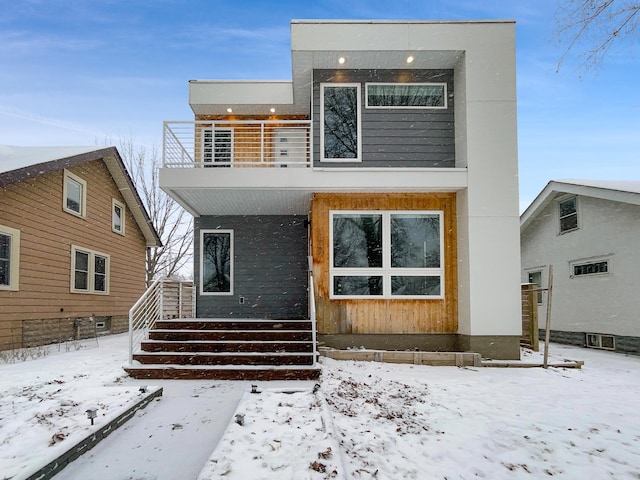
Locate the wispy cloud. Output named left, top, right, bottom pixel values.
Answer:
left=0, top=106, right=103, bottom=137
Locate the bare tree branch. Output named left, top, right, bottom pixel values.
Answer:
left=105, top=135, right=193, bottom=284
left=555, top=0, right=640, bottom=72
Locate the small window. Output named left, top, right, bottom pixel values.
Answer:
left=71, top=246, right=109, bottom=294
left=320, top=83, right=362, bottom=162
left=112, top=199, right=125, bottom=235
left=528, top=271, right=543, bottom=304
left=572, top=260, right=609, bottom=277
left=366, top=83, right=447, bottom=109
left=201, top=230, right=233, bottom=295
left=586, top=333, right=615, bottom=350
left=558, top=196, right=578, bottom=233
left=63, top=169, right=87, bottom=217
left=0, top=225, right=20, bottom=291
left=203, top=128, right=233, bottom=167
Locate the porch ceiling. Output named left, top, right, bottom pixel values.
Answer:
left=159, top=167, right=468, bottom=216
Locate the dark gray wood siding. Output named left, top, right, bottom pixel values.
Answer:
left=195, top=215, right=309, bottom=319
left=313, top=69, right=455, bottom=168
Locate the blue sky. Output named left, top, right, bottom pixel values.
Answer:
left=1, top=0, right=639, bottom=211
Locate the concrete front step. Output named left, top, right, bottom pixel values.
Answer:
left=140, top=339, right=314, bottom=353
left=149, top=329, right=313, bottom=342
left=124, top=364, right=321, bottom=380
left=132, top=351, right=316, bottom=366
left=156, top=319, right=312, bottom=330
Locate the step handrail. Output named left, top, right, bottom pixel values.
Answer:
left=309, top=260, right=317, bottom=367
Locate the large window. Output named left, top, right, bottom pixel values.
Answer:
left=63, top=169, right=87, bottom=217
left=203, top=128, right=233, bottom=167
left=366, top=83, right=447, bottom=109
left=320, top=83, right=361, bottom=162
left=0, top=225, right=20, bottom=291
left=330, top=211, right=443, bottom=298
left=71, top=246, right=109, bottom=294
left=558, top=196, right=578, bottom=233
left=201, top=230, right=233, bottom=295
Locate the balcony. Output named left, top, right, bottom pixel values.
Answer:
left=160, top=120, right=468, bottom=217
left=163, top=120, right=311, bottom=168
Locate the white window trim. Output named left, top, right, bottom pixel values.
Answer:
left=112, top=198, right=126, bottom=235
left=329, top=210, right=444, bottom=299
left=202, top=127, right=234, bottom=166
left=63, top=169, right=87, bottom=218
left=70, top=245, right=110, bottom=294
left=320, top=83, right=362, bottom=163
left=569, top=256, right=611, bottom=279
left=200, top=229, right=234, bottom=296
left=526, top=269, right=544, bottom=304
left=365, top=82, right=448, bottom=109
left=558, top=194, right=579, bottom=234
left=0, top=224, right=20, bottom=291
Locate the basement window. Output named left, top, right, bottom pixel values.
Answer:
left=586, top=333, right=615, bottom=350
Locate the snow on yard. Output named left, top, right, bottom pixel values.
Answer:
left=1, top=333, right=639, bottom=480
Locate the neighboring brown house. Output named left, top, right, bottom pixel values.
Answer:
left=0, top=145, right=161, bottom=350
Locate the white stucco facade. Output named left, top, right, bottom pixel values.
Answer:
left=521, top=181, right=640, bottom=344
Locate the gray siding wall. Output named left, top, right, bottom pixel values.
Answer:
left=195, top=215, right=309, bottom=319
left=313, top=69, right=455, bottom=168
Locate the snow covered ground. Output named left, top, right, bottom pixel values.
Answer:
left=1, top=333, right=639, bottom=479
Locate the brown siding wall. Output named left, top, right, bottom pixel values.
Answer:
left=311, top=193, right=458, bottom=335
left=0, top=159, right=148, bottom=350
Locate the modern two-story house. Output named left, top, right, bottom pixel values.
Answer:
left=521, top=180, right=640, bottom=355
left=151, top=20, right=521, bottom=377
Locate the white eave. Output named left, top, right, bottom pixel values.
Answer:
left=521, top=179, right=640, bottom=233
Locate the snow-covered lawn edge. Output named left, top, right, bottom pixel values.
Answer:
left=197, top=387, right=345, bottom=480
left=3, top=386, right=162, bottom=480
left=27, top=386, right=162, bottom=480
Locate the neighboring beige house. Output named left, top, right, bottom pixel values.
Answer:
left=521, top=180, right=640, bottom=355
left=0, top=145, right=161, bottom=350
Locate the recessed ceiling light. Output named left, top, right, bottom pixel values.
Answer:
left=406, top=55, right=415, bottom=64
left=338, top=57, right=346, bottom=65
left=270, top=107, right=276, bottom=113
left=226, top=108, right=233, bottom=113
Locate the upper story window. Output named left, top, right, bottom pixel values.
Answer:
left=201, top=230, right=233, bottom=295
left=203, top=128, right=233, bottom=167
left=71, top=245, right=109, bottom=294
left=330, top=211, right=443, bottom=299
left=0, top=224, right=20, bottom=291
left=112, top=199, right=125, bottom=235
left=366, top=83, right=447, bottom=109
left=320, top=83, right=361, bottom=162
left=558, top=196, right=578, bottom=233
left=63, top=169, right=87, bottom=217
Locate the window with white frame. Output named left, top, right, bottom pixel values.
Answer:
left=330, top=211, right=443, bottom=298
left=203, top=128, right=233, bottom=166
left=71, top=246, right=109, bottom=294
left=558, top=196, right=578, bottom=233
left=571, top=259, right=609, bottom=277
left=63, top=169, right=87, bottom=217
left=321, top=83, right=361, bottom=162
left=527, top=270, right=543, bottom=304
left=0, top=224, right=20, bottom=291
left=366, top=83, right=447, bottom=109
left=112, top=199, right=125, bottom=235
left=201, top=230, right=233, bottom=295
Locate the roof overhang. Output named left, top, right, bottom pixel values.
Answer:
left=159, top=167, right=468, bottom=216
left=0, top=145, right=162, bottom=247
left=188, top=20, right=518, bottom=117
left=521, top=180, right=640, bottom=233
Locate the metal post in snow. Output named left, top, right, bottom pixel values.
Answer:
left=543, top=265, right=554, bottom=369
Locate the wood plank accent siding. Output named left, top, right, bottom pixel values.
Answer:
left=0, top=159, right=148, bottom=349
left=313, top=69, right=455, bottom=167
left=311, top=193, right=457, bottom=335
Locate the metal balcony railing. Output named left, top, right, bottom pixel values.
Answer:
left=163, top=120, right=311, bottom=168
